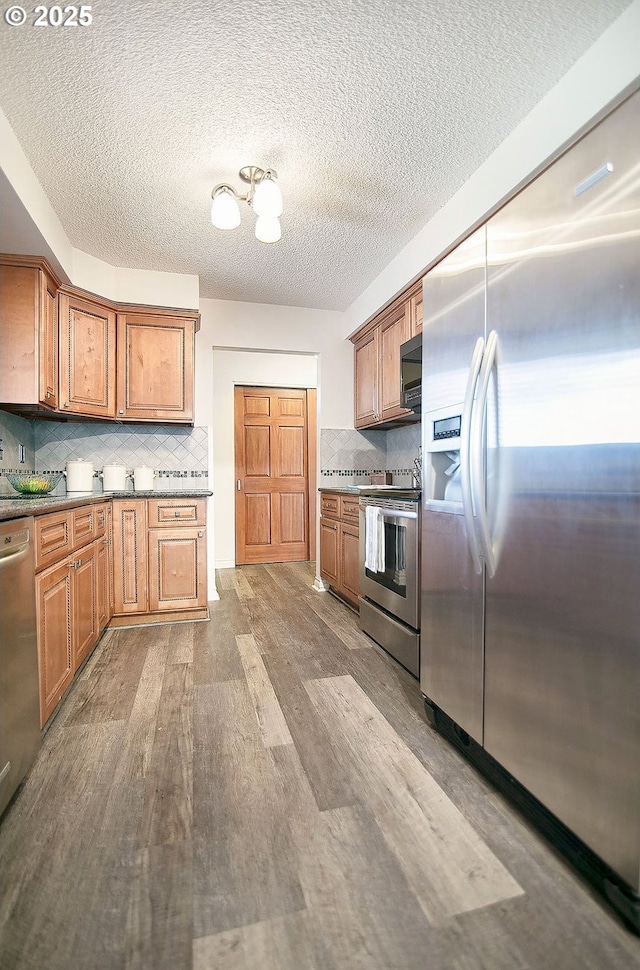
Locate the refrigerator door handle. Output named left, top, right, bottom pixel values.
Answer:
left=472, top=329, right=499, bottom=577
left=460, top=336, right=485, bottom=575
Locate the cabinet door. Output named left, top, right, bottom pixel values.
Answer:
left=411, top=288, right=423, bottom=336
left=319, top=516, right=339, bottom=585
left=72, top=544, right=98, bottom=670
left=148, top=527, right=207, bottom=611
left=379, top=301, right=411, bottom=421
left=96, top=533, right=112, bottom=633
left=117, top=313, right=195, bottom=422
left=59, top=292, right=117, bottom=417
left=0, top=262, right=58, bottom=409
left=340, top=522, right=360, bottom=606
left=36, top=560, right=73, bottom=727
left=354, top=328, right=379, bottom=428
left=39, top=268, right=59, bottom=408
left=112, top=500, right=148, bottom=614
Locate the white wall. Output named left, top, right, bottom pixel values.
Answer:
left=344, top=0, right=640, bottom=334
left=210, top=349, right=318, bottom=568
left=196, top=298, right=351, bottom=571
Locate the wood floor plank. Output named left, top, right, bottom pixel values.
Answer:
left=139, top=661, right=193, bottom=847
left=125, top=841, right=193, bottom=970
left=192, top=681, right=305, bottom=938
left=305, top=674, right=524, bottom=924
left=266, top=743, right=438, bottom=970
left=193, top=910, right=329, bottom=970
left=236, top=633, right=293, bottom=748
left=233, top=567, right=256, bottom=600
left=303, top=590, right=373, bottom=649
left=0, top=721, right=137, bottom=969
left=62, top=627, right=149, bottom=725
left=216, top=568, right=236, bottom=590
left=193, top=591, right=249, bottom=686
left=261, top=649, right=358, bottom=812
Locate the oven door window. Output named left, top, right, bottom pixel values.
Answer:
left=365, top=516, right=408, bottom=598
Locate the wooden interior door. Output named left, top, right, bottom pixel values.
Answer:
left=235, top=387, right=310, bottom=564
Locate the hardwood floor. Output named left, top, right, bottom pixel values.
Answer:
left=1, top=562, right=639, bottom=969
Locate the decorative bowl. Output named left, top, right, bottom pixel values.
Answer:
left=6, top=472, right=63, bottom=496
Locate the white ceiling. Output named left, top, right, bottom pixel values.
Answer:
left=0, top=0, right=633, bottom=310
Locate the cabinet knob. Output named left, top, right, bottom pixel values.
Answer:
left=175, top=510, right=181, bottom=516
left=119, top=409, right=124, bottom=415
left=198, top=530, right=204, bottom=538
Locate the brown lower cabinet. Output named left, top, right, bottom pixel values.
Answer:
left=35, top=502, right=110, bottom=726
left=319, top=491, right=360, bottom=608
left=111, top=497, right=208, bottom=625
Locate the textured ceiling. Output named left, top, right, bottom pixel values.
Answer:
left=0, top=0, right=633, bottom=310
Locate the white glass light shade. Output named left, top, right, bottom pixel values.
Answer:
left=211, top=188, right=241, bottom=230
left=255, top=215, right=282, bottom=244
left=253, top=176, right=283, bottom=218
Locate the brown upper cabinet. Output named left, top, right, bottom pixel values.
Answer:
left=116, top=312, right=195, bottom=422
left=0, top=259, right=59, bottom=411
left=0, top=254, right=199, bottom=424
left=351, top=279, right=422, bottom=429
left=59, top=291, right=117, bottom=418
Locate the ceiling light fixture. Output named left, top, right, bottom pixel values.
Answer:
left=210, top=166, right=283, bottom=243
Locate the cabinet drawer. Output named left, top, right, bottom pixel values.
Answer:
left=72, top=505, right=99, bottom=548
left=340, top=496, right=360, bottom=526
left=35, top=511, right=72, bottom=570
left=147, top=498, right=206, bottom=528
left=320, top=493, right=340, bottom=519
left=94, top=503, right=107, bottom=538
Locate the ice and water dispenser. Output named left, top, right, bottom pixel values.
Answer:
left=423, top=403, right=464, bottom=504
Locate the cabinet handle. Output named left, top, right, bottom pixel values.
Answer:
left=64, top=402, right=69, bottom=408
left=198, top=530, right=204, bottom=538
left=119, top=409, right=124, bottom=415
left=103, top=539, right=111, bottom=545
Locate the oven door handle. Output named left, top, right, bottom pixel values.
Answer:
left=377, top=510, right=418, bottom=521
left=461, top=336, right=484, bottom=575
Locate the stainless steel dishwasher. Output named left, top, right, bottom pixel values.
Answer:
left=0, top=517, right=41, bottom=817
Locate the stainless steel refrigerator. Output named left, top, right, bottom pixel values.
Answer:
left=420, top=88, right=640, bottom=926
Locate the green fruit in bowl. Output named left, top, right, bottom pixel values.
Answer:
left=6, top=472, right=62, bottom=495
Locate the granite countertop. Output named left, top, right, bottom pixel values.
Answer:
left=0, top=490, right=213, bottom=522
left=319, top=485, right=421, bottom=497
left=318, top=486, right=361, bottom=495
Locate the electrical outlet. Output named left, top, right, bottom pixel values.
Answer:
left=18, top=443, right=26, bottom=464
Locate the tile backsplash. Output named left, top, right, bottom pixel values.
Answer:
left=320, top=424, right=421, bottom=487
left=0, top=411, right=209, bottom=495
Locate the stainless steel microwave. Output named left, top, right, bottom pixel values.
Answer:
left=400, top=333, right=422, bottom=412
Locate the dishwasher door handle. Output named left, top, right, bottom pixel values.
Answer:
left=0, top=543, right=30, bottom=566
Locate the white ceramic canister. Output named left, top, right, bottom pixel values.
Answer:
left=133, top=466, right=155, bottom=491
left=65, top=459, right=95, bottom=493
left=101, top=464, right=129, bottom=491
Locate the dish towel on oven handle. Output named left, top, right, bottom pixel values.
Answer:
left=365, top=505, right=386, bottom=573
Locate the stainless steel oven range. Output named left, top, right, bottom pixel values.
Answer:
left=358, top=491, right=420, bottom=677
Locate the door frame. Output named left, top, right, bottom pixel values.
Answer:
left=233, top=384, right=317, bottom=565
